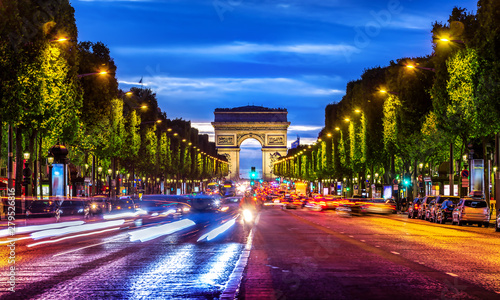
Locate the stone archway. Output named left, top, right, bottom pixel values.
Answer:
left=212, top=106, right=290, bottom=181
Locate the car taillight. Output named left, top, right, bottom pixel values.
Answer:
left=414, top=204, right=418, bottom=209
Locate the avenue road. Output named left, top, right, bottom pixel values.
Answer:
left=2, top=204, right=500, bottom=299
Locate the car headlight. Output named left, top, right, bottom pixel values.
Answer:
left=242, top=209, right=253, bottom=222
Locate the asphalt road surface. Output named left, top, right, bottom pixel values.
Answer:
left=240, top=207, right=500, bottom=300
left=2, top=205, right=500, bottom=299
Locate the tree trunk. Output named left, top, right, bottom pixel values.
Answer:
left=15, top=127, right=23, bottom=197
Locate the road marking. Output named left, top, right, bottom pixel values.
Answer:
left=390, top=251, right=400, bottom=255
left=349, top=235, right=354, bottom=238
left=446, top=272, right=459, bottom=277
left=53, top=235, right=127, bottom=257
left=360, top=240, right=365, bottom=242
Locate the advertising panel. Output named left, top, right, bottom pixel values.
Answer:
left=52, top=163, right=64, bottom=196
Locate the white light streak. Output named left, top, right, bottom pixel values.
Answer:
left=197, top=219, right=236, bottom=242
left=0, top=221, right=85, bottom=238
left=27, top=227, right=121, bottom=247
left=31, top=220, right=125, bottom=240
left=129, top=219, right=195, bottom=242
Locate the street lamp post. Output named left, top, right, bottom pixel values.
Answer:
left=97, top=166, right=103, bottom=194
left=23, top=152, right=31, bottom=197
left=47, top=155, right=54, bottom=197
left=107, top=169, right=112, bottom=198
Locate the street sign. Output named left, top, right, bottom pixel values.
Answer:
left=393, top=185, right=398, bottom=190
left=462, top=178, right=469, bottom=187
left=417, top=175, right=423, bottom=182
left=392, top=179, right=398, bottom=185
left=424, top=176, right=431, bottom=182
left=461, top=169, right=469, bottom=178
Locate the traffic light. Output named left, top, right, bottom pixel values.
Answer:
left=403, top=174, right=410, bottom=187
left=250, top=167, right=257, bottom=186
left=250, top=167, right=257, bottom=179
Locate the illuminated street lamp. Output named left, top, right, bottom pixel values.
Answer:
left=405, top=64, right=435, bottom=72
left=379, top=89, right=399, bottom=95
left=23, top=152, right=31, bottom=196
left=108, top=169, right=112, bottom=197
left=77, top=71, right=108, bottom=78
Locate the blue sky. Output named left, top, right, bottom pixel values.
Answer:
left=72, top=0, right=478, bottom=177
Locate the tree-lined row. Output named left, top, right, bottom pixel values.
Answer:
left=274, top=2, right=500, bottom=197
left=0, top=1, right=228, bottom=196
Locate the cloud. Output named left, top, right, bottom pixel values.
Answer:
left=288, top=125, right=323, bottom=132
left=114, top=42, right=357, bottom=57
left=118, top=76, right=344, bottom=99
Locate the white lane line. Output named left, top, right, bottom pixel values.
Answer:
left=375, top=245, right=380, bottom=248
left=390, top=251, right=400, bottom=255
left=360, top=240, right=365, bottom=242
left=349, top=235, right=354, bottom=238
left=446, top=272, right=459, bottom=277
left=53, top=236, right=127, bottom=257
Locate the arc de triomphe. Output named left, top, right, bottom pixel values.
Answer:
left=212, top=106, right=290, bottom=181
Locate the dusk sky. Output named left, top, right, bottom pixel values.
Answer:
left=72, top=0, right=478, bottom=177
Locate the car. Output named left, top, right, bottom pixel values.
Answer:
left=56, top=200, right=88, bottom=217
left=89, top=194, right=111, bottom=215
left=407, top=198, right=422, bottom=218
left=365, top=198, right=396, bottom=214
left=496, top=210, right=500, bottom=232
left=452, top=198, right=490, bottom=227
left=336, top=198, right=367, bottom=216
left=384, top=199, right=397, bottom=213
left=26, top=200, right=56, bottom=217
left=435, top=199, right=459, bottom=224
left=109, top=198, right=137, bottom=213
left=428, top=196, right=460, bottom=222
left=304, top=196, right=343, bottom=211
left=417, top=196, right=436, bottom=219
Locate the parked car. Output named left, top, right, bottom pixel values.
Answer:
left=452, top=198, right=490, bottom=227
left=417, top=196, right=436, bottom=219
left=428, top=196, right=460, bottom=222
left=435, top=199, right=459, bottom=224
left=496, top=210, right=500, bottom=232
left=407, top=198, right=421, bottom=218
